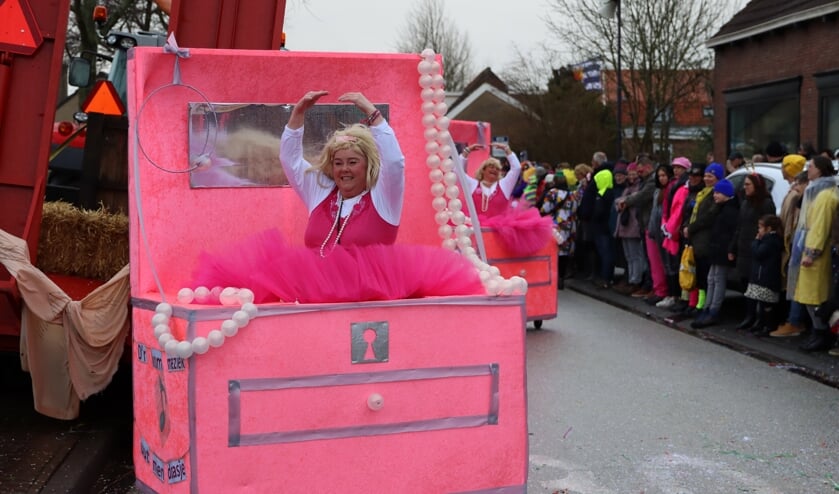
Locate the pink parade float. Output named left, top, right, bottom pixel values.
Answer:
left=449, top=120, right=559, bottom=329
left=128, top=38, right=532, bottom=493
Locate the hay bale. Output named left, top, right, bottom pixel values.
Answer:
left=37, top=201, right=129, bottom=280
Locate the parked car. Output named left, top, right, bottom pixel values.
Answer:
left=725, top=162, right=788, bottom=215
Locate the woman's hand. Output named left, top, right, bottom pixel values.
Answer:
left=337, top=92, right=374, bottom=114
left=490, top=142, right=512, bottom=155
left=287, top=90, right=329, bottom=129
left=802, top=255, right=814, bottom=267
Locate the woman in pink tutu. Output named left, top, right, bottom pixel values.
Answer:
left=192, top=90, right=484, bottom=303
left=458, top=143, right=553, bottom=257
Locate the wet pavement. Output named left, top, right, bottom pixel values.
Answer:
left=564, top=278, right=839, bottom=389
left=1, top=280, right=837, bottom=493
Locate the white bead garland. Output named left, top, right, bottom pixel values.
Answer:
left=417, top=49, right=528, bottom=297
left=151, top=286, right=258, bottom=358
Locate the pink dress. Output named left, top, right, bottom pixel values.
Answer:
left=305, top=189, right=397, bottom=249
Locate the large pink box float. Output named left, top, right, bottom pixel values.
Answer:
left=127, top=45, right=528, bottom=492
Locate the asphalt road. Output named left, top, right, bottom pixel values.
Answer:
left=526, top=289, right=839, bottom=493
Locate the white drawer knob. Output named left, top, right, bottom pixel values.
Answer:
left=367, top=393, right=384, bottom=411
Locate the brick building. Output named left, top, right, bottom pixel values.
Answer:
left=707, top=0, right=839, bottom=161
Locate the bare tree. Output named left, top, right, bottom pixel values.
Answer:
left=394, top=0, right=473, bottom=91
left=545, top=0, right=742, bottom=161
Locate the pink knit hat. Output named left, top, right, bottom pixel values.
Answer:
left=671, top=157, right=691, bottom=169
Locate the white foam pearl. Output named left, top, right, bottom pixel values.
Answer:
left=432, top=74, right=445, bottom=88
left=430, top=182, right=445, bottom=197
left=421, top=101, right=435, bottom=114
left=485, top=279, right=499, bottom=294
left=154, top=324, right=171, bottom=338
left=426, top=155, right=441, bottom=169
left=461, top=245, right=476, bottom=257
left=151, top=312, right=169, bottom=326
left=419, top=74, right=433, bottom=88
left=440, top=158, right=454, bottom=172
left=433, top=88, right=446, bottom=102
left=436, top=116, right=450, bottom=130
left=191, top=336, right=210, bottom=355
left=158, top=333, right=173, bottom=346
left=442, top=238, right=457, bottom=250
left=176, top=341, right=193, bottom=359
left=208, top=330, right=225, bottom=347
left=443, top=172, right=458, bottom=187
left=429, top=169, right=444, bottom=183
left=479, top=269, right=493, bottom=282
left=421, top=48, right=435, bottom=58
left=241, top=302, right=258, bottom=317
left=437, top=129, right=451, bottom=142
left=434, top=102, right=447, bottom=116
left=432, top=197, right=448, bottom=212
left=220, top=287, right=239, bottom=306
left=232, top=310, right=250, bottom=327
left=454, top=224, right=470, bottom=237
left=434, top=211, right=450, bottom=226
left=450, top=211, right=466, bottom=225
left=424, top=127, right=439, bottom=141
left=422, top=114, right=437, bottom=128
left=456, top=237, right=472, bottom=248
left=438, top=224, right=453, bottom=239
left=489, top=266, right=501, bottom=277
left=194, top=286, right=211, bottom=304
left=164, top=339, right=179, bottom=355
left=221, top=319, right=239, bottom=337
left=420, top=87, right=435, bottom=102
left=445, top=185, right=459, bottom=199
left=439, top=144, right=452, bottom=157
left=176, top=288, right=194, bottom=304
left=155, top=303, right=173, bottom=317
left=237, top=288, right=255, bottom=305
left=424, top=141, right=439, bottom=155
left=430, top=60, right=441, bottom=73
left=417, top=60, right=433, bottom=75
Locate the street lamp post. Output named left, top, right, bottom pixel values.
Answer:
left=600, top=0, right=622, bottom=161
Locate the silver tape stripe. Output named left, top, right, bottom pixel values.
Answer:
left=236, top=364, right=494, bottom=391
left=450, top=485, right=526, bottom=494
left=235, top=415, right=491, bottom=446
left=228, top=364, right=500, bottom=447
left=131, top=294, right=524, bottom=321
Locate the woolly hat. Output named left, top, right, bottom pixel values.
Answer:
left=705, top=162, right=725, bottom=180
left=765, top=141, right=785, bottom=159
left=713, top=179, right=735, bottom=198
left=782, top=154, right=806, bottom=177
left=613, top=163, right=627, bottom=175
left=689, top=165, right=705, bottom=176
left=627, top=162, right=638, bottom=173
left=561, top=168, right=578, bottom=188
left=671, top=157, right=691, bottom=169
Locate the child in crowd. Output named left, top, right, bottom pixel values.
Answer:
left=742, top=214, right=784, bottom=335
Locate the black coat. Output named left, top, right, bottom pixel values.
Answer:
left=708, top=197, right=740, bottom=265
left=749, top=231, right=783, bottom=291
left=732, top=197, right=776, bottom=283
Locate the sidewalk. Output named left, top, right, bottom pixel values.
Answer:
left=565, top=279, right=839, bottom=389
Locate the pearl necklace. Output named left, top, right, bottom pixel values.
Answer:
left=153, top=287, right=258, bottom=358
left=319, top=192, right=364, bottom=258
left=480, top=181, right=495, bottom=212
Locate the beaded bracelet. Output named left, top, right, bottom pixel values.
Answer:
left=363, top=109, right=381, bottom=126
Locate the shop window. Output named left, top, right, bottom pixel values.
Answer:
left=816, top=72, right=839, bottom=152
left=724, top=78, right=800, bottom=158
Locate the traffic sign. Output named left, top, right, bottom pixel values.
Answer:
left=81, top=80, right=126, bottom=116
left=0, top=0, right=43, bottom=55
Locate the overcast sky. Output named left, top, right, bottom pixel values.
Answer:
left=282, top=0, right=554, bottom=75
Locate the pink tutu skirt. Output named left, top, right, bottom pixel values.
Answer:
left=481, top=206, right=554, bottom=257
left=191, top=229, right=485, bottom=304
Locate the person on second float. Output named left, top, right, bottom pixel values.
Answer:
left=458, top=143, right=554, bottom=257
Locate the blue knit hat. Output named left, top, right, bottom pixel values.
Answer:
left=705, top=162, right=725, bottom=180
left=713, top=179, right=735, bottom=198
